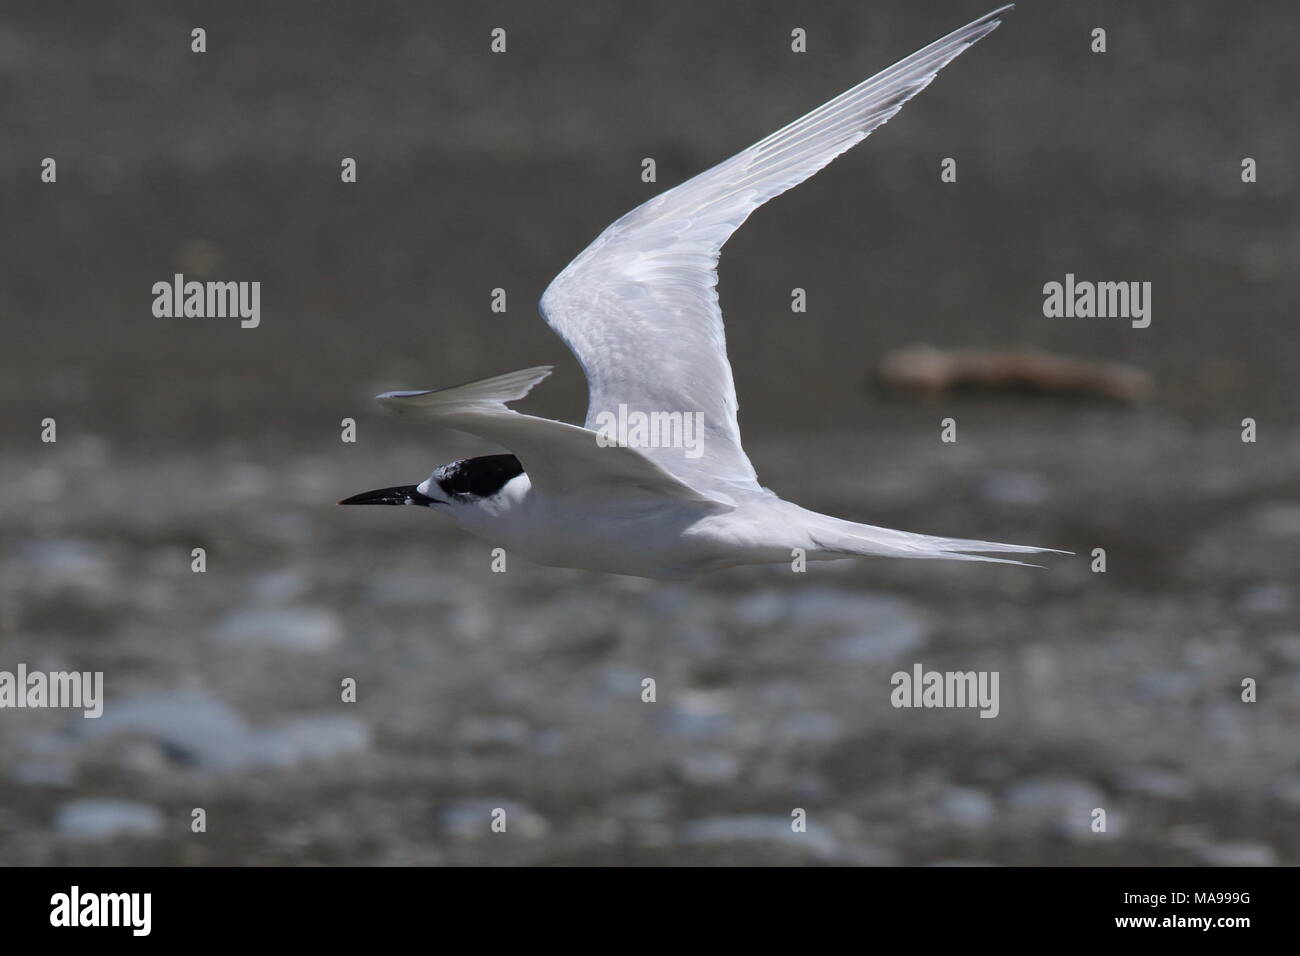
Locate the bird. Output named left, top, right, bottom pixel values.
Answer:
left=341, top=4, right=1063, bottom=580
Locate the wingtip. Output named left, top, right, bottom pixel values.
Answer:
left=973, top=5, right=1014, bottom=33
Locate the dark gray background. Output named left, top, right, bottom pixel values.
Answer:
left=1, top=1, right=1297, bottom=865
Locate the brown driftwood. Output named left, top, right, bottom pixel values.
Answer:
left=877, top=345, right=1153, bottom=403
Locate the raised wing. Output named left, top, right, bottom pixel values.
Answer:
left=540, top=6, right=1011, bottom=500
left=376, top=366, right=728, bottom=509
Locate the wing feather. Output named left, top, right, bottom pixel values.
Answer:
left=376, top=367, right=728, bottom=508
left=540, top=6, right=1012, bottom=497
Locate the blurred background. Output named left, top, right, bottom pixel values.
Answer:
left=1, top=0, right=1297, bottom=865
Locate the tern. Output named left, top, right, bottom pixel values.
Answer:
left=342, top=5, right=1061, bottom=579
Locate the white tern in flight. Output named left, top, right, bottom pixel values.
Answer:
left=342, top=5, right=1064, bottom=579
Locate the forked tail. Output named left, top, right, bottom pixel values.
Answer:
left=804, top=510, right=1069, bottom=568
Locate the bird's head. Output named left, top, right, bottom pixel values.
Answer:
left=338, top=454, right=526, bottom=520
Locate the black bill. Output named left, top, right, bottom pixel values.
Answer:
left=337, top=484, right=441, bottom=506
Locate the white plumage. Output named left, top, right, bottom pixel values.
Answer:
left=343, top=5, right=1067, bottom=579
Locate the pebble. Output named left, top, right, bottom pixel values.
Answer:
left=774, top=711, right=843, bottom=745
left=453, top=715, right=531, bottom=750
left=251, top=716, right=369, bottom=768
left=735, top=588, right=929, bottom=664
left=18, top=539, right=115, bottom=597
left=1115, top=768, right=1193, bottom=801
left=442, top=799, right=549, bottom=838
left=56, top=799, right=164, bottom=840
left=1004, top=776, right=1106, bottom=838
left=682, top=815, right=838, bottom=859
left=250, top=569, right=312, bottom=605
left=82, top=689, right=369, bottom=771
left=12, top=756, right=77, bottom=787
left=82, top=690, right=250, bottom=771
left=674, top=750, right=741, bottom=786
left=1237, top=583, right=1293, bottom=617
left=215, top=606, right=345, bottom=652
left=795, top=590, right=928, bottom=662
left=1264, top=633, right=1300, bottom=666
left=935, top=786, right=997, bottom=830
left=1196, top=841, right=1278, bottom=867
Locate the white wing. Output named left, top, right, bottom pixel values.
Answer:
left=377, top=366, right=727, bottom=509
left=540, top=6, right=1011, bottom=501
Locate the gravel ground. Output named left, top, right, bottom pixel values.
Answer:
left=3, top=410, right=1298, bottom=865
